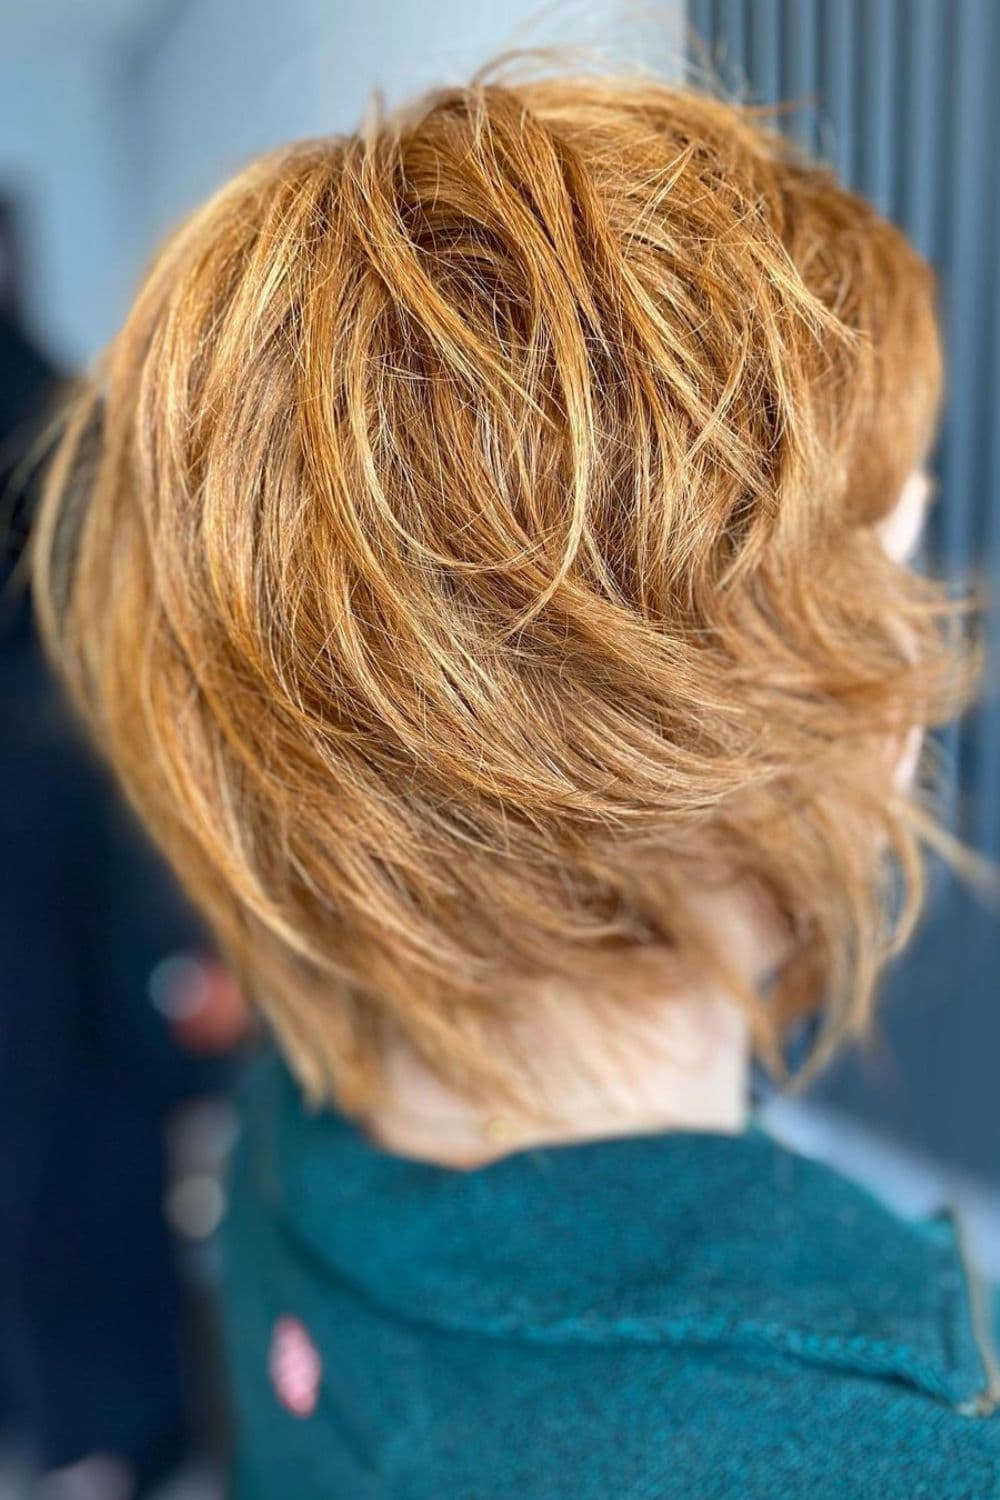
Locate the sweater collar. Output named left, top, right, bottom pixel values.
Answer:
left=246, top=1052, right=993, bottom=1411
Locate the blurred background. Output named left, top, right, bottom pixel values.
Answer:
left=0, top=1, right=996, bottom=1496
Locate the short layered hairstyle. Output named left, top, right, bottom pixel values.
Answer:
left=33, top=68, right=973, bottom=1111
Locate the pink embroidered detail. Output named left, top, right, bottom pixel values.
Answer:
left=268, top=1315, right=322, bottom=1417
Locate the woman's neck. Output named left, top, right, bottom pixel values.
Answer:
left=363, top=877, right=794, bottom=1169
left=366, top=986, right=751, bottom=1169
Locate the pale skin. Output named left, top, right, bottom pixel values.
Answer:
left=367, top=472, right=934, bottom=1169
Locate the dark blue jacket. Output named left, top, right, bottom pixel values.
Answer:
left=222, top=1052, right=1000, bottom=1497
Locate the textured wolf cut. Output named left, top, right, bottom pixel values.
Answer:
left=33, top=67, right=973, bottom=1113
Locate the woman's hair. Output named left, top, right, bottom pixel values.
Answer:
left=32, top=67, right=973, bottom=1112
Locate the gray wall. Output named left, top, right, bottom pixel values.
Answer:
left=0, top=43, right=141, bottom=365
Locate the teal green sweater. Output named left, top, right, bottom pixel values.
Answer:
left=222, top=1053, right=1000, bottom=1497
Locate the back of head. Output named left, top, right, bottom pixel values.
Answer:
left=33, top=65, right=969, bottom=1111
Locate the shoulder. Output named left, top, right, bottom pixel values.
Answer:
left=221, top=1056, right=1000, bottom=1499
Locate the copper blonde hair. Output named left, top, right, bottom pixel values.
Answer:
left=32, top=68, right=972, bottom=1111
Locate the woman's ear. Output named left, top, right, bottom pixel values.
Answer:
left=877, top=469, right=932, bottom=564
